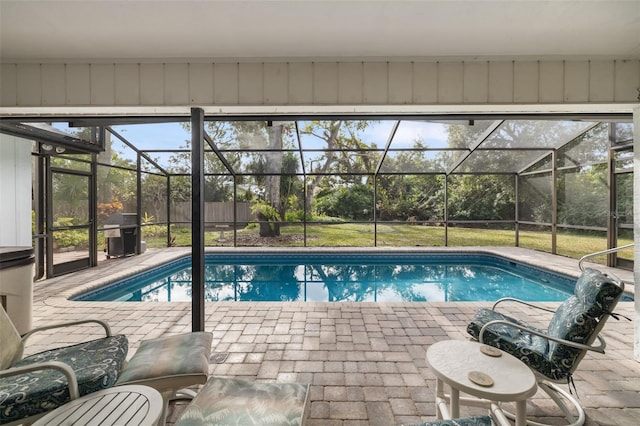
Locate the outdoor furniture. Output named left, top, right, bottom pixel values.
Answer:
left=467, top=268, right=625, bottom=426
left=0, top=305, right=128, bottom=425
left=32, top=384, right=163, bottom=426
left=115, top=332, right=213, bottom=423
left=426, top=340, right=536, bottom=426
left=104, top=212, right=138, bottom=258
left=174, top=376, right=310, bottom=425
left=1, top=304, right=213, bottom=426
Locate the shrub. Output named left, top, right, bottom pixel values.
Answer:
left=251, top=202, right=281, bottom=237
left=97, top=200, right=123, bottom=222
left=54, top=229, right=88, bottom=249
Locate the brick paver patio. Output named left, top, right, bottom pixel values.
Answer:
left=26, top=248, right=639, bottom=425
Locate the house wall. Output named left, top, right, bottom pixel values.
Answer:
left=0, top=134, right=32, bottom=247
left=1, top=59, right=638, bottom=108
left=634, top=106, right=640, bottom=362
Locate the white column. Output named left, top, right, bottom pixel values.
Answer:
left=634, top=105, right=640, bottom=362
left=0, top=134, right=32, bottom=246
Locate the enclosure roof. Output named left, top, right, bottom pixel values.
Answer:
left=1, top=1, right=639, bottom=62
left=4, top=116, right=629, bottom=175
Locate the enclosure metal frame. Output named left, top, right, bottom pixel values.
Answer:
left=1, top=113, right=633, bottom=281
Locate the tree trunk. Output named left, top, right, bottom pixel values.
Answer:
left=304, top=121, right=342, bottom=215
left=260, top=124, right=283, bottom=237
left=257, top=211, right=280, bottom=237
left=267, top=124, right=284, bottom=216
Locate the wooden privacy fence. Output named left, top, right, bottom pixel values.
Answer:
left=170, top=202, right=252, bottom=227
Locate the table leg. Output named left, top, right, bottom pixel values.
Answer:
left=515, top=400, right=526, bottom=426
left=435, top=378, right=444, bottom=419
left=450, top=387, right=460, bottom=418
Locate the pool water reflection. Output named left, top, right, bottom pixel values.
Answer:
left=75, top=253, right=579, bottom=303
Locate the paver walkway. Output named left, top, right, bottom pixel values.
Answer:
left=27, top=248, right=639, bottom=425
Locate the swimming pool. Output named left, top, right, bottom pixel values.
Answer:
left=73, top=252, right=593, bottom=303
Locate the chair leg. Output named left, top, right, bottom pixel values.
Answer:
left=170, top=388, right=198, bottom=401
left=160, top=387, right=199, bottom=425
left=537, top=382, right=585, bottom=426
left=158, top=390, right=173, bottom=426
left=499, top=381, right=585, bottom=426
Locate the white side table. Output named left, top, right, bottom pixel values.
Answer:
left=426, top=340, right=537, bottom=426
left=33, top=384, right=163, bottom=426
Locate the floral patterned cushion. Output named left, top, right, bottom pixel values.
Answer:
left=0, top=334, right=128, bottom=424
left=546, top=268, right=623, bottom=376
left=573, top=268, right=623, bottom=316
left=467, top=268, right=623, bottom=382
left=466, top=308, right=557, bottom=378
left=115, top=332, right=212, bottom=391
left=404, top=416, right=493, bottom=426
left=175, top=376, right=309, bottom=426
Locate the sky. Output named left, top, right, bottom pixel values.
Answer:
left=53, top=119, right=461, bottom=171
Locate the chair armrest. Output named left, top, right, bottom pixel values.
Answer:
left=492, top=297, right=556, bottom=314
left=22, top=319, right=112, bottom=340
left=0, top=361, right=80, bottom=400
left=17, top=319, right=112, bottom=360
left=479, top=319, right=606, bottom=354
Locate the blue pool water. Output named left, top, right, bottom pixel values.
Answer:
left=73, top=252, right=594, bottom=303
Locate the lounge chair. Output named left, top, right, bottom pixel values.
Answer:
left=0, top=305, right=128, bottom=425
left=1, top=304, right=212, bottom=425
left=466, top=268, right=626, bottom=426
left=174, top=376, right=310, bottom=426
left=115, top=331, right=213, bottom=423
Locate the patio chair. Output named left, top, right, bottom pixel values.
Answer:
left=466, top=268, right=626, bottom=426
left=1, top=304, right=213, bottom=426
left=115, top=331, right=213, bottom=424
left=0, top=305, right=128, bottom=425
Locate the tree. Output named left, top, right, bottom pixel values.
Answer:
left=301, top=120, right=377, bottom=216
left=315, top=183, right=374, bottom=220
left=177, top=121, right=301, bottom=237
left=375, top=140, right=445, bottom=221
left=171, top=122, right=238, bottom=202
left=444, top=122, right=516, bottom=223
left=140, top=172, right=168, bottom=222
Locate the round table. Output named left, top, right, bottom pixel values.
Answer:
left=33, top=384, right=163, bottom=426
left=426, top=340, right=537, bottom=426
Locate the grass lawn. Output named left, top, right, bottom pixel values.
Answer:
left=143, top=223, right=633, bottom=266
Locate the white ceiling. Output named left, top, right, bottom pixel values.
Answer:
left=1, top=0, right=639, bottom=62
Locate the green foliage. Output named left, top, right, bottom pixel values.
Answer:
left=161, top=222, right=629, bottom=266
left=615, top=173, right=633, bottom=224
left=251, top=202, right=282, bottom=236
left=53, top=217, right=76, bottom=227
left=377, top=174, right=444, bottom=221
left=311, top=215, right=345, bottom=223
left=169, top=175, right=192, bottom=202
left=251, top=203, right=281, bottom=222
left=284, top=209, right=304, bottom=222
left=142, top=224, right=166, bottom=239
left=142, top=212, right=155, bottom=224
left=447, top=175, right=515, bottom=221
left=96, top=158, right=137, bottom=210
left=557, top=165, right=609, bottom=227
left=315, top=184, right=374, bottom=220
left=51, top=217, right=88, bottom=249
left=54, top=229, right=88, bottom=249
left=141, top=212, right=166, bottom=238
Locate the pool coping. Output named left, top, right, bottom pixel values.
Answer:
left=37, top=246, right=634, bottom=308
